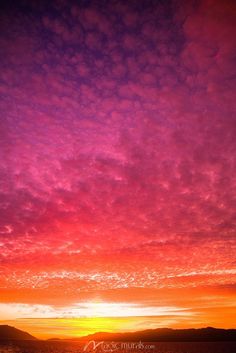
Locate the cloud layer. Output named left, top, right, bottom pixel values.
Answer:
left=0, top=0, right=236, bottom=330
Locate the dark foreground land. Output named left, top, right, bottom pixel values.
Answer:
left=0, top=340, right=236, bottom=353
left=1, top=325, right=236, bottom=342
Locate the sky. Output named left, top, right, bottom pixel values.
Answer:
left=0, top=0, right=236, bottom=339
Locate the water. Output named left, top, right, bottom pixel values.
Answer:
left=0, top=341, right=235, bottom=353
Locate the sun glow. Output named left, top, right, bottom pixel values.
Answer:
left=0, top=302, right=189, bottom=319
left=73, top=302, right=188, bottom=318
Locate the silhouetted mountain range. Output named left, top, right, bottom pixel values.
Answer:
left=0, top=325, right=37, bottom=340
left=47, top=337, right=61, bottom=341
left=1, top=325, right=236, bottom=342
left=81, top=327, right=236, bottom=342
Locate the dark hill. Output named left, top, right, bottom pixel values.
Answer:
left=81, top=327, right=236, bottom=342
left=0, top=325, right=37, bottom=340
left=47, top=338, right=61, bottom=341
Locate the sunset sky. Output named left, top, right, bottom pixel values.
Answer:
left=0, top=0, right=236, bottom=339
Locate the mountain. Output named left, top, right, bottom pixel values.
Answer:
left=81, top=327, right=236, bottom=342
left=0, top=325, right=37, bottom=340
left=47, top=338, right=61, bottom=341
left=1, top=325, right=236, bottom=342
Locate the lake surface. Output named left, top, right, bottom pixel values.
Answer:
left=0, top=340, right=236, bottom=353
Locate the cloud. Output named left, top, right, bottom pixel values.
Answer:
left=0, top=0, right=235, bottom=322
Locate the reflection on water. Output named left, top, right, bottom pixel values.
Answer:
left=0, top=341, right=236, bottom=353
